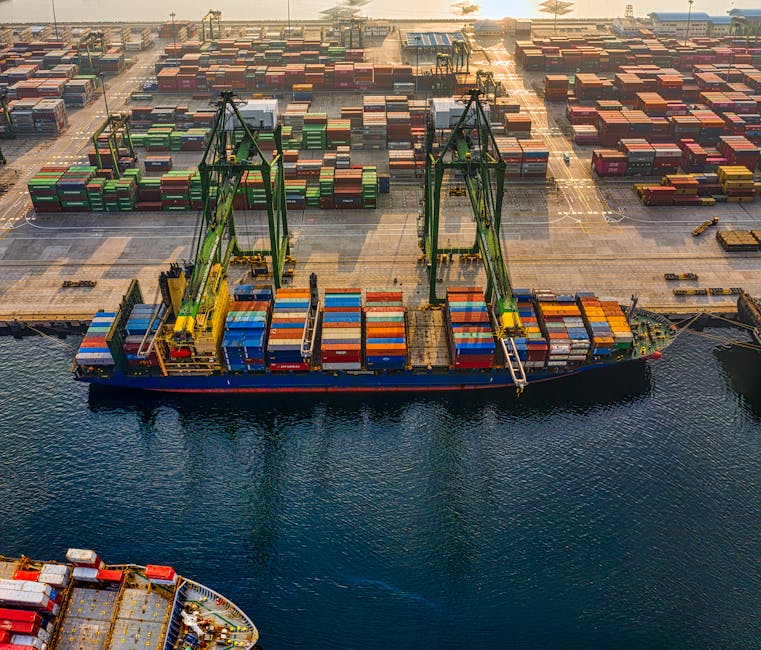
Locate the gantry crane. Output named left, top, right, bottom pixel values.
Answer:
left=91, top=113, right=136, bottom=177
left=77, top=32, right=106, bottom=73
left=423, top=88, right=527, bottom=390
left=166, top=91, right=289, bottom=363
left=200, top=10, right=223, bottom=42
left=475, top=69, right=502, bottom=105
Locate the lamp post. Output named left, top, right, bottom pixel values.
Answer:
left=100, top=73, right=111, bottom=120
left=51, top=0, right=59, bottom=39
left=415, top=35, right=422, bottom=94
left=170, top=11, right=177, bottom=50
left=684, top=0, right=694, bottom=46
left=287, top=0, right=291, bottom=37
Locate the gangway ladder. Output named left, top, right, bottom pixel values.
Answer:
left=499, top=336, right=528, bottom=395
left=137, top=301, right=170, bottom=358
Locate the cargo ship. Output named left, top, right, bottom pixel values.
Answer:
left=72, top=273, right=676, bottom=395
left=71, top=92, right=676, bottom=394
left=0, top=548, right=259, bottom=650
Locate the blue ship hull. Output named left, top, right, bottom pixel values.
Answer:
left=75, top=352, right=662, bottom=394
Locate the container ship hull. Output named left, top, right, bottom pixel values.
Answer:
left=76, top=351, right=663, bottom=394
left=73, top=279, right=676, bottom=396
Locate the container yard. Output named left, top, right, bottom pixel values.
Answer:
left=0, top=548, right=259, bottom=649
left=1, top=13, right=761, bottom=342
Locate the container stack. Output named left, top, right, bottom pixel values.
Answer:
left=519, top=140, right=549, bottom=177
left=75, top=312, right=116, bottom=367
left=321, top=288, right=363, bottom=370
left=718, top=135, right=760, bottom=169
left=302, top=113, right=327, bottom=149
left=361, top=167, right=377, bottom=208
left=267, top=288, right=312, bottom=371
left=577, top=294, right=615, bottom=357
left=504, top=115, right=532, bottom=138
left=499, top=137, right=523, bottom=177
left=535, top=291, right=590, bottom=368
left=446, top=287, right=496, bottom=369
left=592, top=149, right=628, bottom=176
left=513, top=289, right=548, bottom=370
left=326, top=118, right=351, bottom=148
left=362, top=97, right=387, bottom=148
left=544, top=75, right=569, bottom=101
left=56, top=166, right=97, bottom=212
left=364, top=291, right=407, bottom=370
left=31, top=98, right=67, bottom=134
left=28, top=167, right=66, bottom=212
left=599, top=301, right=634, bottom=352
left=222, top=300, right=271, bottom=372
left=122, top=303, right=163, bottom=368
left=333, top=168, right=363, bottom=208
left=718, top=165, right=756, bottom=202
left=388, top=150, right=417, bottom=180
left=619, top=139, right=654, bottom=175
left=160, top=171, right=192, bottom=211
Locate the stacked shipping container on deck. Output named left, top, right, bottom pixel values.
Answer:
left=122, top=303, right=163, bottom=369
left=74, top=312, right=116, bottom=367
left=364, top=292, right=407, bottom=370
left=535, top=291, right=590, bottom=369
left=321, top=289, right=362, bottom=370
left=513, top=289, right=549, bottom=370
left=445, top=288, right=496, bottom=369
left=267, top=288, right=311, bottom=371
left=222, top=300, right=271, bottom=372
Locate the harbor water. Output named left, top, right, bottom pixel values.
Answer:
left=0, top=330, right=760, bottom=648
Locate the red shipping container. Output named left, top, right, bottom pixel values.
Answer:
left=269, top=362, right=310, bottom=371
left=0, top=611, right=39, bottom=625
left=96, top=570, right=123, bottom=582
left=12, top=571, right=39, bottom=582
left=0, top=620, right=39, bottom=635
left=144, top=565, right=175, bottom=582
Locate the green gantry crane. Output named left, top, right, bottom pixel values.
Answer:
left=169, top=91, right=289, bottom=354
left=200, top=10, right=223, bottom=43
left=423, top=88, right=527, bottom=389
left=77, top=32, right=106, bottom=73
left=92, top=113, right=136, bottom=177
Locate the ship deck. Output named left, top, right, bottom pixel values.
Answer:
left=0, top=558, right=258, bottom=650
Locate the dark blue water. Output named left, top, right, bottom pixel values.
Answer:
left=1, top=331, right=760, bottom=649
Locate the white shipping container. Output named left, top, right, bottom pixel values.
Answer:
left=0, top=579, right=51, bottom=594
left=322, top=362, right=362, bottom=370
left=0, top=591, right=50, bottom=608
left=38, top=573, right=68, bottom=588
left=66, top=548, right=100, bottom=566
left=72, top=567, right=99, bottom=582
left=148, top=576, right=178, bottom=586
left=40, top=564, right=68, bottom=576
left=11, top=634, right=47, bottom=649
